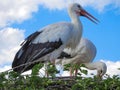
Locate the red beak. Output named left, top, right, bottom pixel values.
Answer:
left=80, top=9, right=99, bottom=24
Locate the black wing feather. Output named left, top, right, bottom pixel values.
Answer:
left=12, top=30, right=63, bottom=73
left=20, top=39, right=62, bottom=72
left=58, top=51, right=72, bottom=59
left=12, top=31, right=42, bottom=72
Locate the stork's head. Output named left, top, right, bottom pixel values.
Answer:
left=96, top=61, right=107, bottom=79
left=68, top=3, right=99, bottom=24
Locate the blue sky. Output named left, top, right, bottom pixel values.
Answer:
left=12, top=5, right=120, bottom=62
left=0, top=0, right=120, bottom=75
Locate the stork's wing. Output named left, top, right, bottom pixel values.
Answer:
left=12, top=35, right=62, bottom=73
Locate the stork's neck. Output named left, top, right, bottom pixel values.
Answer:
left=84, top=63, right=97, bottom=70
left=71, top=15, right=82, bottom=30
left=71, top=15, right=83, bottom=48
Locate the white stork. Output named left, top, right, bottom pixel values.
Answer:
left=12, top=3, right=98, bottom=73
left=56, top=38, right=107, bottom=78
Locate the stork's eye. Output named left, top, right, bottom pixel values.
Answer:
left=77, top=5, right=81, bottom=8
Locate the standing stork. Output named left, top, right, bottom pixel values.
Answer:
left=12, top=3, right=98, bottom=73
left=56, top=38, right=107, bottom=78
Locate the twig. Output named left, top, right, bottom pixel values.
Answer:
left=0, top=59, right=45, bottom=73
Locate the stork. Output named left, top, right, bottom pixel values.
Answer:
left=56, top=38, right=107, bottom=78
left=12, top=3, right=98, bottom=73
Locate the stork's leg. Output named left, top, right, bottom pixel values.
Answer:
left=45, top=59, right=56, bottom=77
left=69, top=67, right=73, bottom=77
left=74, top=63, right=80, bottom=76
left=74, top=69, right=78, bottom=76
left=44, top=63, right=49, bottom=77
left=45, top=69, right=49, bottom=77
left=50, top=59, right=55, bottom=65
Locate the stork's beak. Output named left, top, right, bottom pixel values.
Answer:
left=80, top=9, right=99, bottom=24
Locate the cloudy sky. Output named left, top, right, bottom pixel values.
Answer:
left=0, top=0, right=120, bottom=76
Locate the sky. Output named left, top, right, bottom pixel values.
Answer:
left=0, top=0, right=120, bottom=76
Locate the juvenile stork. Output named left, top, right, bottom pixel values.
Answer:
left=56, top=38, right=107, bottom=78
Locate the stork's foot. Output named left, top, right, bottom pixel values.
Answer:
left=45, top=70, right=49, bottom=77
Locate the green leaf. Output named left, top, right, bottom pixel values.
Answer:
left=81, top=69, right=88, bottom=75
left=46, top=63, right=59, bottom=78
left=31, top=63, right=44, bottom=75
left=63, top=64, right=71, bottom=71
left=72, top=83, right=83, bottom=90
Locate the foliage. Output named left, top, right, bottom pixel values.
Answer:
left=0, top=63, right=120, bottom=90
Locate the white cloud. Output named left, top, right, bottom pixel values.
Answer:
left=0, top=0, right=41, bottom=27
left=0, top=27, right=24, bottom=66
left=39, top=0, right=68, bottom=10
left=102, top=60, right=120, bottom=76
left=39, top=0, right=120, bottom=12
left=0, top=65, right=11, bottom=73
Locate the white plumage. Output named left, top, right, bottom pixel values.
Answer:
left=12, top=3, right=98, bottom=73
left=56, top=38, right=107, bottom=78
